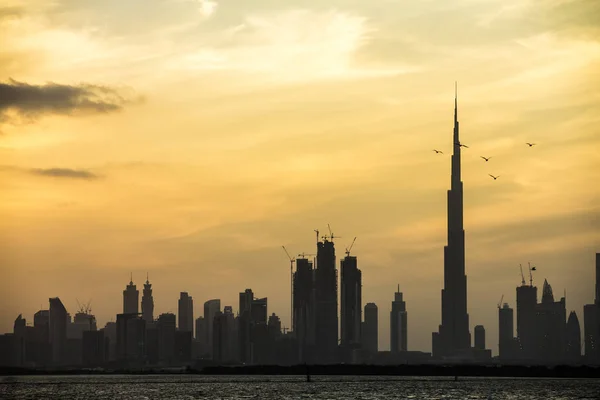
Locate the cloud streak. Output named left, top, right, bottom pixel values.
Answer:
left=29, top=167, right=98, bottom=180
left=0, top=79, right=132, bottom=121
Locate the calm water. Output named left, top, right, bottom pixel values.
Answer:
left=0, top=375, right=598, bottom=399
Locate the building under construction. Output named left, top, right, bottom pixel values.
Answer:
left=315, top=237, right=338, bottom=363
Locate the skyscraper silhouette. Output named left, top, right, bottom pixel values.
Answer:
left=362, top=303, right=378, bottom=355
left=204, top=299, right=221, bottom=358
left=391, top=286, right=407, bottom=353
left=315, top=238, right=338, bottom=363
left=178, top=292, right=194, bottom=334
left=49, top=297, right=67, bottom=365
left=293, top=257, right=315, bottom=362
left=340, top=254, right=362, bottom=347
left=123, top=275, right=139, bottom=315
left=433, top=84, right=471, bottom=358
left=141, top=274, right=154, bottom=323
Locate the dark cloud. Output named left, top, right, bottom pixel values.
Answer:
left=0, top=78, right=131, bottom=121
left=29, top=168, right=99, bottom=180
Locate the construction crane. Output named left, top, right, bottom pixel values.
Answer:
left=298, top=253, right=316, bottom=259
left=345, top=237, right=357, bottom=257
left=327, top=223, right=342, bottom=242
left=497, top=294, right=504, bottom=309
left=528, top=262, right=534, bottom=287
left=282, top=246, right=296, bottom=332
left=314, top=229, right=320, bottom=243
left=519, top=264, right=526, bottom=286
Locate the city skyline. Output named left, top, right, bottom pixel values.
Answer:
left=1, top=0, right=599, bottom=356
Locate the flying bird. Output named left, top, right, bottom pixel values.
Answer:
left=480, top=156, right=491, bottom=162
left=455, top=142, right=469, bottom=148
left=488, top=174, right=499, bottom=180
left=433, top=149, right=443, bottom=154
left=531, top=266, right=537, bottom=271
left=526, top=142, right=536, bottom=147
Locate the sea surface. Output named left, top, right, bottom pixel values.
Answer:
left=0, top=375, right=598, bottom=399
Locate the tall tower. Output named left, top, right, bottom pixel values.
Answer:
left=391, top=285, right=407, bottom=353
left=362, top=303, right=378, bottom=355
left=178, top=292, right=194, bottom=333
left=498, top=303, right=514, bottom=360
left=433, top=84, right=471, bottom=357
left=340, top=255, right=362, bottom=347
left=123, top=274, right=139, bottom=315
left=141, top=274, right=154, bottom=323
left=315, top=237, right=338, bottom=363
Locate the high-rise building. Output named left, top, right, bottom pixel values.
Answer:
left=534, top=279, right=567, bottom=362
left=116, top=313, right=145, bottom=362
left=391, top=286, right=407, bottom=353
left=584, top=253, right=600, bottom=363
left=178, top=292, right=194, bottom=334
left=141, top=274, right=154, bottom=323
left=498, top=303, right=514, bottom=360
left=204, top=299, right=221, bottom=357
left=251, top=297, right=268, bottom=325
left=340, top=255, right=362, bottom=347
left=123, top=275, right=139, bottom=315
left=213, top=308, right=235, bottom=364
left=433, top=84, right=471, bottom=358
left=293, top=257, right=315, bottom=362
left=516, top=280, right=538, bottom=360
left=315, top=237, right=338, bottom=363
left=474, top=325, right=485, bottom=350
left=49, top=297, right=67, bottom=365
left=362, top=303, right=378, bottom=355
left=566, top=311, right=581, bottom=362
left=157, top=313, right=176, bottom=363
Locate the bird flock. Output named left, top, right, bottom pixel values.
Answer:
left=433, top=142, right=537, bottom=181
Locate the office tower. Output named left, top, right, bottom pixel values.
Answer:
left=315, top=237, right=338, bottom=363
left=174, top=330, right=192, bottom=363
left=516, top=281, right=537, bottom=360
left=157, top=313, right=176, bottom=363
left=194, top=316, right=208, bottom=357
left=141, top=274, right=154, bottom=323
left=362, top=303, right=378, bottom=354
left=82, top=330, right=105, bottom=366
left=178, top=292, right=194, bottom=334
left=498, top=303, right=514, bottom=360
left=293, top=257, right=315, bottom=362
left=566, top=311, right=581, bottom=362
left=213, top=309, right=235, bottom=364
left=103, top=322, right=117, bottom=361
left=391, top=286, right=407, bottom=353
left=251, top=297, right=268, bottom=324
left=474, top=325, right=485, bottom=350
left=204, top=299, right=221, bottom=357
left=584, top=253, right=600, bottom=363
left=340, top=254, right=362, bottom=347
left=49, top=297, right=67, bottom=365
left=238, top=289, right=253, bottom=364
left=534, top=279, right=567, bottom=362
left=116, top=313, right=145, bottom=362
left=33, top=310, right=51, bottom=365
left=268, top=313, right=282, bottom=338
left=433, top=84, right=471, bottom=358
left=123, top=275, right=139, bottom=315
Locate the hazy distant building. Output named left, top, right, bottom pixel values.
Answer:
left=391, top=286, right=407, bottom=353
left=116, top=313, right=145, bottom=362
left=82, top=330, right=105, bottom=366
left=534, top=279, right=567, bottom=363
left=473, top=325, right=485, bottom=350
left=362, top=303, right=378, bottom=355
left=498, top=303, right=514, bottom=360
left=432, top=86, right=471, bottom=358
left=584, top=253, right=600, bottom=363
left=194, top=316, right=208, bottom=357
left=178, top=292, right=194, bottom=334
left=204, top=299, right=221, bottom=358
left=340, top=254, right=362, bottom=347
left=293, top=258, right=315, bottom=362
left=49, top=297, right=67, bottom=365
left=315, top=238, right=338, bottom=363
left=213, top=310, right=235, bottom=364
left=141, top=274, right=154, bottom=323
left=251, top=297, right=268, bottom=325
left=123, top=276, right=139, bottom=315
left=566, top=311, right=581, bottom=362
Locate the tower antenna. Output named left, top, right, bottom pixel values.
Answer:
left=282, top=245, right=296, bottom=331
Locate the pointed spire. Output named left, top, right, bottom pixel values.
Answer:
left=454, top=81, right=457, bottom=118
left=130, top=272, right=133, bottom=285
left=146, top=272, right=149, bottom=284
left=397, top=283, right=400, bottom=292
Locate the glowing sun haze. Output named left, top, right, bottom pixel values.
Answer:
left=1, top=0, right=599, bottom=354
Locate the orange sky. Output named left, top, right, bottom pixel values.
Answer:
left=1, top=0, right=599, bottom=354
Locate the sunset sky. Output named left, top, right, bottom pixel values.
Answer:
left=1, top=0, right=599, bottom=354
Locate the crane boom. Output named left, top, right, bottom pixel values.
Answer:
left=519, top=264, right=525, bottom=286
left=497, top=294, right=504, bottom=309
left=345, top=237, right=357, bottom=256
